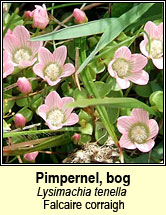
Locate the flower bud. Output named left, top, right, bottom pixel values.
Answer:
left=24, top=151, right=39, bottom=162
left=14, top=113, right=26, bottom=128
left=32, top=4, right=49, bottom=29
left=72, top=133, right=80, bottom=144
left=24, top=11, right=33, bottom=19
left=73, top=8, right=88, bottom=24
left=17, top=77, right=32, bottom=94
left=3, top=3, right=8, bottom=13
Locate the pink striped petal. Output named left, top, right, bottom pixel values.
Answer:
left=152, top=58, right=163, bottom=69
left=139, top=40, right=149, bottom=57
left=38, top=47, right=54, bottom=65
left=18, top=58, right=37, bottom=69
left=148, top=119, right=159, bottom=139
left=3, top=62, right=14, bottom=78
left=33, top=63, right=45, bottom=79
left=46, top=120, right=62, bottom=130
left=45, top=91, right=63, bottom=109
left=38, top=104, right=49, bottom=121
left=63, top=113, right=79, bottom=126
left=144, top=21, right=158, bottom=39
left=130, top=54, right=148, bottom=72
left=28, top=41, right=42, bottom=56
left=61, top=63, right=75, bottom=77
left=114, top=46, right=131, bottom=61
left=158, top=22, right=163, bottom=40
left=108, top=59, right=116, bottom=77
left=135, top=139, right=155, bottom=152
left=61, top=97, right=74, bottom=118
left=116, top=76, right=130, bottom=89
left=53, top=46, right=67, bottom=65
left=130, top=108, right=149, bottom=124
left=127, top=70, right=149, bottom=85
left=13, top=25, right=30, bottom=47
left=117, top=116, right=136, bottom=134
left=45, top=76, right=61, bottom=86
left=3, top=34, right=20, bottom=53
left=119, top=134, right=137, bottom=149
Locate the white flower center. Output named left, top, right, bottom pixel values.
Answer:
left=13, top=48, right=31, bottom=64
left=47, top=109, right=64, bottom=127
left=45, top=63, right=61, bottom=81
left=129, top=123, right=149, bottom=144
left=146, top=39, right=163, bottom=59
left=112, top=58, right=131, bottom=78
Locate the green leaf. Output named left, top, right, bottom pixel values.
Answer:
left=149, top=91, right=163, bottom=112
left=73, top=88, right=88, bottom=100
left=3, top=119, right=11, bottom=131
left=19, top=108, right=33, bottom=122
left=3, top=94, right=15, bottom=115
left=94, top=81, right=112, bottom=97
left=95, top=122, right=108, bottom=144
left=134, top=83, right=152, bottom=98
left=81, top=123, right=93, bottom=135
left=67, top=97, right=156, bottom=115
left=112, top=3, right=133, bottom=17
left=30, top=18, right=116, bottom=41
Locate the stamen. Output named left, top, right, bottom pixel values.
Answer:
left=45, top=63, right=61, bottom=81
left=14, top=48, right=31, bottom=64
left=147, top=39, right=163, bottom=58
left=112, top=58, right=130, bottom=78
left=129, top=123, right=149, bottom=144
left=47, top=109, right=64, bottom=127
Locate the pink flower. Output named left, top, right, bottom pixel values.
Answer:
left=117, top=108, right=159, bottom=152
left=73, top=8, right=88, bottom=24
left=108, top=46, right=148, bottom=89
left=3, top=50, right=14, bottom=78
left=33, top=46, right=75, bottom=86
left=73, top=133, right=80, bottom=144
left=14, top=113, right=26, bottom=128
left=24, top=11, right=33, bottom=19
left=32, top=4, right=49, bottom=29
left=140, top=21, right=163, bottom=69
left=24, top=151, right=38, bottom=162
left=17, top=77, right=32, bottom=94
left=3, top=25, right=42, bottom=69
left=38, top=91, right=79, bottom=130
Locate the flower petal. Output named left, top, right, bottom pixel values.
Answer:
left=140, top=40, right=149, bottom=57
left=61, top=97, right=74, bottom=118
left=45, top=76, right=61, bottom=86
left=117, top=116, right=136, bottom=134
left=28, top=41, right=42, bottom=56
left=119, top=134, right=137, bottom=149
left=114, top=46, right=131, bottom=61
left=127, top=70, right=149, bottom=85
left=135, top=139, right=155, bottom=152
left=130, top=54, right=148, bottom=72
left=3, top=34, right=20, bottom=53
left=18, top=58, right=37, bottom=69
left=33, top=63, right=45, bottom=79
left=38, top=47, right=54, bottom=65
left=108, top=59, right=116, bottom=77
left=152, top=57, right=163, bottom=69
left=130, top=108, right=149, bottom=124
left=144, top=21, right=158, bottom=39
left=63, top=113, right=79, bottom=126
left=148, top=119, right=159, bottom=139
left=61, top=63, right=75, bottom=77
left=158, top=22, right=163, bottom=40
left=116, top=76, right=130, bottom=89
left=53, top=46, right=67, bottom=65
left=46, top=120, right=62, bottom=130
left=38, top=104, right=49, bottom=121
left=45, top=91, right=63, bottom=109
left=13, top=25, right=30, bottom=47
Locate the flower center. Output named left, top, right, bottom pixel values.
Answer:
left=44, top=63, right=61, bottom=81
left=13, top=48, right=31, bottom=64
left=47, top=109, right=64, bottom=127
left=112, top=58, right=131, bottom=78
left=147, top=39, right=163, bottom=59
left=129, top=123, right=150, bottom=144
